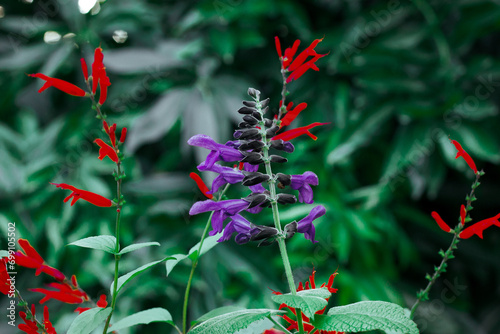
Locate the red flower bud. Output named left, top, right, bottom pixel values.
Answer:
left=120, top=127, right=127, bottom=143
left=431, top=211, right=452, bottom=233
left=189, top=172, right=213, bottom=199
left=273, top=122, right=330, bottom=141
left=94, top=139, right=119, bottom=163
left=450, top=139, right=477, bottom=174
left=51, top=183, right=113, bottom=207
left=81, top=58, right=89, bottom=81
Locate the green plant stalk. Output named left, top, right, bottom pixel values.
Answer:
left=410, top=172, right=482, bottom=319
left=268, top=314, right=293, bottom=334
left=262, top=144, right=305, bottom=334
left=182, top=184, right=230, bottom=334
left=102, top=162, right=122, bottom=334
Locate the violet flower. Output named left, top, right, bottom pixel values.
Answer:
left=218, top=214, right=258, bottom=244
left=188, top=134, right=244, bottom=171
left=205, top=164, right=244, bottom=193
left=297, top=205, right=326, bottom=243
left=290, top=171, right=319, bottom=204
left=189, top=199, right=249, bottom=235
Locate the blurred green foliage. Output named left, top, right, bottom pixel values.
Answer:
left=1, top=0, right=500, bottom=333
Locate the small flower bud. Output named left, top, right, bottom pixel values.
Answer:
left=242, top=172, right=270, bottom=186
left=276, top=173, right=291, bottom=187
left=237, top=106, right=257, bottom=115
left=284, top=221, right=297, bottom=239
left=248, top=87, right=261, bottom=99
left=266, top=125, right=280, bottom=138
left=241, top=152, right=264, bottom=165
left=119, top=127, right=127, bottom=143
left=251, top=111, right=263, bottom=121
left=244, top=193, right=269, bottom=208
left=261, top=106, right=269, bottom=115
left=234, top=128, right=261, bottom=140
left=277, top=193, right=297, bottom=205
left=243, top=100, right=257, bottom=107
left=239, top=141, right=265, bottom=151
left=264, top=119, right=273, bottom=127
left=243, top=115, right=259, bottom=126
left=238, top=121, right=254, bottom=129
left=260, top=97, right=270, bottom=108
left=270, top=139, right=295, bottom=153
left=269, top=155, right=288, bottom=163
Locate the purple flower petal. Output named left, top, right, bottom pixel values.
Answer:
left=297, top=205, right=326, bottom=243
left=291, top=171, right=319, bottom=204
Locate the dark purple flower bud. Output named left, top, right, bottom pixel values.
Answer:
left=188, top=134, right=244, bottom=171
left=284, top=221, right=297, bottom=239
left=189, top=199, right=250, bottom=235
left=234, top=128, right=261, bottom=140
left=238, top=106, right=257, bottom=115
left=264, top=119, right=273, bottom=127
left=290, top=171, right=319, bottom=204
left=242, top=152, right=264, bottom=165
left=251, top=111, right=262, bottom=121
left=243, top=100, right=257, bottom=107
left=243, top=115, right=259, bottom=126
left=297, top=205, right=326, bottom=243
left=204, top=164, right=244, bottom=193
left=250, top=225, right=279, bottom=246
left=260, top=97, right=270, bottom=108
left=276, top=173, right=291, bottom=187
left=261, top=106, right=269, bottom=115
left=242, top=172, right=270, bottom=186
left=238, top=121, right=254, bottom=129
left=266, top=125, right=280, bottom=138
left=270, top=139, right=295, bottom=153
left=244, top=192, right=270, bottom=208
left=239, top=141, right=265, bottom=151
left=277, top=193, right=297, bottom=205
left=247, top=88, right=260, bottom=99
left=218, top=214, right=255, bottom=244
left=269, top=155, right=288, bottom=163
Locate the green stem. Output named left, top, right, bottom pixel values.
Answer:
left=268, top=314, right=293, bottom=334
left=410, top=172, right=482, bottom=318
left=182, top=184, right=230, bottom=333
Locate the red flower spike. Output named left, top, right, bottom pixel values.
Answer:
left=460, top=205, right=466, bottom=226
left=19, top=306, right=39, bottom=334
left=189, top=172, right=213, bottom=199
left=29, top=73, right=86, bottom=97
left=450, top=139, right=477, bottom=174
left=80, top=58, right=89, bottom=81
left=280, top=102, right=307, bottom=127
left=431, top=211, right=452, bottom=233
left=94, top=139, right=119, bottom=163
left=459, top=214, right=500, bottom=239
left=97, top=294, right=108, bottom=308
left=273, top=122, right=330, bottom=141
left=120, top=127, right=127, bottom=143
left=51, top=183, right=113, bottom=207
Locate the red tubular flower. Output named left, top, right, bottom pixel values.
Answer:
left=98, top=71, right=111, bottom=105
left=74, top=294, right=107, bottom=314
left=43, top=306, right=57, bottom=334
left=51, top=183, right=113, bottom=207
left=19, top=305, right=39, bottom=334
left=1, top=258, right=10, bottom=295
left=190, top=172, right=213, bottom=199
left=459, top=214, right=500, bottom=239
left=80, top=58, right=89, bottom=81
left=15, top=239, right=66, bottom=281
left=120, top=127, right=127, bottom=143
left=280, top=102, right=307, bottom=127
left=273, top=122, right=330, bottom=141
left=28, top=73, right=86, bottom=97
left=450, top=139, right=477, bottom=174
left=272, top=270, right=341, bottom=334
left=94, top=139, right=119, bottom=163
left=430, top=212, right=452, bottom=233
left=92, top=47, right=104, bottom=94
left=460, top=205, right=466, bottom=225
left=31, top=282, right=88, bottom=304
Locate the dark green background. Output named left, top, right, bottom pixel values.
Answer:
left=1, top=0, right=500, bottom=333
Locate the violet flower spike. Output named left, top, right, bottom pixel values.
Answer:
left=189, top=199, right=250, bottom=235
left=297, top=205, right=326, bottom=243
left=205, top=164, right=245, bottom=193
left=188, top=134, right=244, bottom=170
left=290, top=171, right=319, bottom=204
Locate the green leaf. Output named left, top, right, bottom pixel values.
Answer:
left=118, top=242, right=160, bottom=255
left=67, top=307, right=112, bottom=334
left=188, top=309, right=283, bottom=334
left=68, top=236, right=117, bottom=254
left=271, top=288, right=331, bottom=319
left=165, top=233, right=221, bottom=276
left=192, top=306, right=245, bottom=327
left=112, top=258, right=168, bottom=296
left=107, top=307, right=174, bottom=332
left=312, top=301, right=418, bottom=334
left=0, top=250, right=9, bottom=258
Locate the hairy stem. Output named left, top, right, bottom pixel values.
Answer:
left=410, top=172, right=482, bottom=318
left=182, top=184, right=230, bottom=333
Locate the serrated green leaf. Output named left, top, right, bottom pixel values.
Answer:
left=67, top=307, right=112, bottom=334
left=112, top=258, right=168, bottom=296
left=312, top=301, right=418, bottom=334
left=165, top=233, right=221, bottom=276
left=271, top=288, right=331, bottom=319
left=188, top=309, right=283, bottom=334
left=68, top=236, right=116, bottom=254
left=118, top=242, right=160, bottom=255
left=107, top=307, right=174, bottom=332
left=192, top=306, right=245, bottom=327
